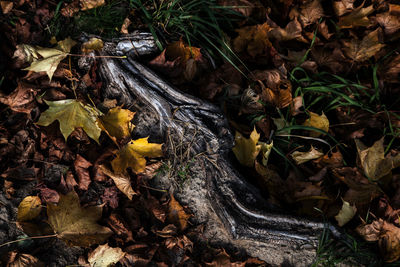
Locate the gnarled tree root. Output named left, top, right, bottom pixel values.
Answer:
left=95, top=33, right=342, bottom=266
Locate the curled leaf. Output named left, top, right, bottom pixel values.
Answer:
left=232, top=128, right=261, bottom=167
left=88, top=243, right=126, bottom=267
left=17, top=196, right=42, bottom=222
left=335, top=199, right=357, bottom=226
left=291, top=146, right=324, bottom=165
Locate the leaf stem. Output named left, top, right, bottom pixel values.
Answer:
left=67, top=54, right=127, bottom=59
left=0, top=234, right=57, bottom=248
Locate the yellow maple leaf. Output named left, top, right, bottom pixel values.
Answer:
left=232, top=128, right=261, bottom=167
left=302, top=111, right=329, bottom=137
left=111, top=137, right=163, bottom=174
left=47, top=191, right=112, bottom=247
left=342, top=29, right=385, bottom=62
left=37, top=99, right=102, bottom=144
left=99, top=106, right=135, bottom=140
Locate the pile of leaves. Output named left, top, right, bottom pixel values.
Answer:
left=1, top=0, right=400, bottom=265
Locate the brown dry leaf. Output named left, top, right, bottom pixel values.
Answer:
left=1, top=1, right=13, bottom=14
left=120, top=17, right=131, bottom=34
left=168, top=194, right=191, bottom=231
left=74, top=154, right=92, bottom=191
left=338, top=4, right=374, bottom=28
left=47, top=190, right=113, bottom=246
left=355, top=138, right=400, bottom=181
left=7, top=252, right=44, bottom=267
left=88, top=243, right=126, bottom=267
left=302, top=111, right=329, bottom=137
left=357, top=219, right=400, bottom=262
left=99, top=106, right=135, bottom=140
left=17, top=196, right=42, bottom=222
left=80, top=0, right=105, bottom=10
left=332, top=167, right=381, bottom=205
left=61, top=0, right=80, bottom=17
left=233, top=23, right=271, bottom=58
left=297, top=0, right=324, bottom=27
left=333, top=0, right=355, bottom=16
left=100, top=165, right=136, bottom=200
left=343, top=29, right=385, bottom=62
left=81, top=37, right=104, bottom=54
left=262, top=81, right=292, bottom=109
left=314, top=150, right=343, bottom=168
left=376, top=12, right=400, bottom=36
left=291, top=146, right=324, bottom=165
left=268, top=18, right=307, bottom=43
left=111, top=137, right=163, bottom=174
left=380, top=55, right=400, bottom=83
left=0, top=82, right=38, bottom=114
left=166, top=39, right=202, bottom=63
left=335, top=199, right=357, bottom=226
left=290, top=96, right=303, bottom=116
left=205, top=249, right=246, bottom=267
left=232, top=128, right=261, bottom=167
left=311, top=46, right=348, bottom=74
left=254, top=161, right=288, bottom=204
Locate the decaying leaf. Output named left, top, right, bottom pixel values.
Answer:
left=80, top=0, right=105, bottom=10
left=88, top=243, right=126, bottom=267
left=342, top=29, right=385, bottom=62
left=232, top=128, right=261, bottom=167
left=0, top=1, right=13, bottom=14
left=166, top=39, right=202, bottom=63
left=337, top=4, right=374, bottom=28
left=302, top=111, right=329, bottom=137
left=23, top=37, right=76, bottom=80
left=37, top=99, right=102, bottom=144
left=47, top=191, right=113, bottom=246
left=268, top=18, right=307, bottom=43
left=111, top=137, right=163, bottom=174
left=291, top=146, right=324, bottom=165
left=296, top=0, right=324, bottom=27
left=81, top=37, right=104, bottom=54
left=335, top=199, right=357, bottom=226
left=357, top=219, right=400, bottom=262
left=0, top=82, right=38, bottom=114
left=74, top=154, right=92, bottom=191
left=355, top=138, right=400, bottom=181
left=7, top=252, right=44, bottom=267
left=233, top=23, right=272, bottom=57
left=100, top=165, right=136, bottom=200
left=17, top=196, right=42, bottom=222
left=168, top=194, right=191, bottom=231
left=333, top=0, right=355, bottom=16
left=99, top=106, right=135, bottom=140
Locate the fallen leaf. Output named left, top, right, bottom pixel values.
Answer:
left=47, top=190, right=113, bottom=246
left=0, top=1, right=13, bottom=14
left=99, top=106, right=135, bottom=140
left=111, top=137, right=163, bottom=174
left=233, top=23, right=272, bottom=57
left=23, top=37, right=76, bottom=80
left=120, top=17, right=131, bottom=34
left=100, top=165, right=136, bottom=200
left=80, top=0, right=105, bottom=10
left=74, top=154, right=92, bottom=191
left=205, top=248, right=246, bottom=267
left=376, top=12, right=400, bottom=36
left=302, top=111, right=329, bottom=137
left=168, top=194, right=191, bottom=231
left=232, top=128, right=261, bottom=167
left=7, top=252, right=44, bottom=267
left=259, top=141, right=273, bottom=166
left=88, top=243, right=126, bottom=267
left=335, top=199, right=357, bottom=226
left=297, top=0, right=324, bottom=27
left=17, top=196, right=42, bottom=222
left=355, top=138, right=400, bottom=181
left=268, top=18, right=307, bottom=43
left=166, top=39, right=202, bottom=63
left=0, top=82, right=38, bottom=114
left=81, top=37, right=104, bottom=54
left=291, top=146, right=324, bottom=165
left=36, top=99, right=102, bottom=144
left=338, top=4, right=374, bottom=28
left=342, top=29, right=385, bottom=62
left=333, top=0, right=355, bottom=16
left=357, top=219, right=400, bottom=262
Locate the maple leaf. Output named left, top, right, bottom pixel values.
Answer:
left=232, top=128, right=261, bottom=167
left=342, top=29, right=385, bottom=62
left=23, top=37, right=76, bottom=80
left=335, top=199, right=357, bottom=227
left=111, top=137, right=163, bottom=174
left=291, top=146, right=324, bottom=165
left=37, top=99, right=102, bottom=144
left=337, top=4, right=374, bottom=28
left=100, top=165, right=137, bottom=200
left=233, top=23, right=272, bottom=58
left=88, top=243, right=126, bottom=267
left=295, top=0, right=324, bottom=27
left=17, top=196, right=42, bottom=222
left=355, top=138, right=400, bottom=181
left=0, top=82, right=38, bottom=114
left=302, top=111, right=329, bottom=137
left=47, top=190, right=112, bottom=247
left=99, top=106, right=135, bottom=140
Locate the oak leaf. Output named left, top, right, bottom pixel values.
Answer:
left=88, top=243, right=125, bottom=267
left=111, top=137, right=163, bottom=174
left=37, top=99, right=102, bottom=144
left=23, top=37, right=76, bottom=80
left=47, top=191, right=112, bottom=246
left=99, top=106, right=135, bottom=140
left=335, top=199, right=357, bottom=226
left=355, top=138, right=400, bottom=181
left=302, top=111, right=329, bottom=137
left=17, top=196, right=42, bottom=222
left=232, top=128, right=261, bottom=167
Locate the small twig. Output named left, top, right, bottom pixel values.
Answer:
left=68, top=54, right=127, bottom=59
left=0, top=234, right=57, bottom=248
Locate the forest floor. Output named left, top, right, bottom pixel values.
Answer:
left=1, top=0, right=400, bottom=266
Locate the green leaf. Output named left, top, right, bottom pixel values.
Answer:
left=37, top=99, right=102, bottom=144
